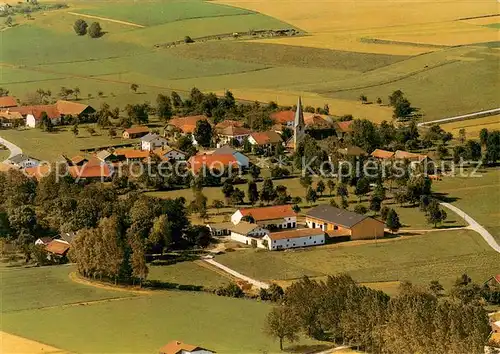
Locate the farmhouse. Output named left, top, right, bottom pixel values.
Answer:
left=394, top=150, right=430, bottom=163
left=169, top=115, right=209, bottom=135
left=188, top=154, right=239, bottom=174
left=0, top=110, right=24, bottom=128
left=45, top=239, right=71, bottom=259
left=114, top=148, right=151, bottom=163
left=141, top=133, right=168, bottom=151
left=263, top=228, right=326, bottom=251
left=159, top=340, right=214, bottom=354
left=68, top=158, right=114, bottom=180
left=55, top=100, right=95, bottom=117
left=0, top=96, right=18, bottom=108
left=371, top=149, right=395, bottom=160
left=123, top=126, right=150, bottom=139
left=217, top=125, right=252, bottom=146
left=25, top=164, right=51, bottom=180
left=210, top=146, right=249, bottom=168
left=231, top=205, right=297, bottom=229
left=206, top=222, right=234, bottom=236
left=337, top=145, right=368, bottom=157
left=70, top=155, right=88, bottom=166
left=229, top=222, right=269, bottom=246
left=35, top=237, right=53, bottom=246
left=8, top=154, right=40, bottom=169
left=215, top=119, right=244, bottom=130
left=153, top=146, right=187, bottom=161
left=306, top=204, right=384, bottom=240
left=247, top=131, right=283, bottom=154
left=333, top=120, right=353, bottom=139
left=11, top=105, right=61, bottom=128
left=96, top=150, right=119, bottom=163
left=271, top=110, right=295, bottom=127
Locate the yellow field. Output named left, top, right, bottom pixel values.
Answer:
left=215, top=0, right=498, bottom=54
left=0, top=331, right=67, bottom=354
left=215, top=88, right=394, bottom=122
left=441, top=115, right=500, bottom=138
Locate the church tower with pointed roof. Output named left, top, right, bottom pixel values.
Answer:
left=293, top=96, right=306, bottom=150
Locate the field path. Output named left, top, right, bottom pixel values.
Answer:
left=203, top=258, right=269, bottom=289
left=0, top=136, right=22, bottom=162
left=418, top=108, right=500, bottom=126
left=67, top=11, right=146, bottom=28
left=440, top=202, right=500, bottom=253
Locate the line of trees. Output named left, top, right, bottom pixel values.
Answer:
left=264, top=274, right=492, bottom=352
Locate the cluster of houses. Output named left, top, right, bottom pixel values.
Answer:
left=207, top=203, right=385, bottom=251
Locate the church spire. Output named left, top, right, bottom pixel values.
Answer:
left=294, top=96, right=305, bottom=128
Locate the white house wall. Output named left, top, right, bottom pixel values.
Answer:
left=264, top=234, right=325, bottom=251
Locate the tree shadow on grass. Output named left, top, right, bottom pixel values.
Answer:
left=432, top=192, right=460, bottom=203
left=287, top=344, right=333, bottom=353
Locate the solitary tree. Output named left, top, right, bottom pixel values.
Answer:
left=264, top=306, right=299, bottom=351
left=386, top=209, right=401, bottom=234
left=193, top=120, right=213, bottom=148
left=211, top=199, right=224, bottom=215
left=130, top=84, right=139, bottom=93
left=73, top=19, right=88, bottom=35
left=359, top=94, right=368, bottom=104
left=88, top=22, right=103, bottom=38
left=306, top=187, right=318, bottom=205
left=72, top=124, right=79, bottom=137
left=73, top=87, right=80, bottom=101
left=5, top=16, right=13, bottom=27
left=316, top=180, right=325, bottom=196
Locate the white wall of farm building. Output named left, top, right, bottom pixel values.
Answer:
left=263, top=233, right=325, bottom=251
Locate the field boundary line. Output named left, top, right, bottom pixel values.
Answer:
left=67, top=12, right=146, bottom=28
left=418, top=108, right=500, bottom=126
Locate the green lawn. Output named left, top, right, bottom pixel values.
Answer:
left=434, top=167, right=500, bottom=242
left=1, top=265, right=323, bottom=353
left=0, top=265, right=132, bottom=313
left=0, top=125, right=142, bottom=161
left=216, top=229, right=499, bottom=289
left=148, top=261, right=230, bottom=289
left=0, top=147, right=10, bottom=161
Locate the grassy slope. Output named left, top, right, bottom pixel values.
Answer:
left=0, top=266, right=131, bottom=313
left=434, top=168, right=500, bottom=242
left=148, top=261, right=230, bottom=288
left=0, top=266, right=321, bottom=353
left=216, top=229, right=499, bottom=288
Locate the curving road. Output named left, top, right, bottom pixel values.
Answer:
left=203, top=258, right=269, bottom=289
left=440, top=202, right=500, bottom=254
left=0, top=136, right=22, bottom=163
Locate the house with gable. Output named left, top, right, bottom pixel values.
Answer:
left=141, top=133, right=169, bottom=151
left=231, top=205, right=297, bottom=230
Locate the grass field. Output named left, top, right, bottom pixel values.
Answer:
left=0, top=125, right=140, bottom=161
left=441, top=115, right=500, bottom=138
left=0, top=148, right=10, bottom=161
left=216, top=229, right=500, bottom=289
left=148, top=261, right=230, bottom=288
left=434, top=168, right=500, bottom=242
left=0, top=265, right=323, bottom=353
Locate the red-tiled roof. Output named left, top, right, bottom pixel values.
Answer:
left=0, top=96, right=18, bottom=108
left=25, top=165, right=51, bottom=180
left=394, top=150, right=428, bottom=162
left=371, top=149, right=395, bottom=159
left=169, top=115, right=209, bottom=134
left=239, top=205, right=296, bottom=222
left=271, top=110, right=295, bottom=124
left=305, top=114, right=332, bottom=128
left=218, top=125, right=252, bottom=137
left=71, top=155, right=88, bottom=165
left=55, top=100, right=92, bottom=115
left=216, top=120, right=244, bottom=129
left=335, top=120, right=354, bottom=133
left=114, top=149, right=150, bottom=160
left=10, top=105, right=60, bottom=120
left=250, top=131, right=282, bottom=145
left=0, top=110, right=23, bottom=120
left=267, top=228, right=324, bottom=241
left=189, top=154, right=239, bottom=173
left=46, top=239, right=70, bottom=255
left=68, top=159, right=113, bottom=179
left=124, top=126, right=149, bottom=135
left=159, top=341, right=208, bottom=354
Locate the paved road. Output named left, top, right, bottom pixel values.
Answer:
left=0, top=136, right=22, bottom=162
left=203, top=258, right=269, bottom=289
left=440, top=202, right=500, bottom=254
left=418, top=108, right=500, bottom=126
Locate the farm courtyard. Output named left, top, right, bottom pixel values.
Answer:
left=0, top=0, right=498, bottom=122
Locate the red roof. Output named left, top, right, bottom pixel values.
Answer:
left=335, top=120, right=354, bottom=133
left=46, top=239, right=70, bottom=255
left=271, top=110, right=295, bottom=124
left=25, top=165, right=51, bottom=180
left=159, top=341, right=209, bottom=354
left=169, top=115, right=209, bottom=134
left=250, top=131, right=282, bottom=145
left=218, top=125, right=252, bottom=137
left=68, top=158, right=113, bottom=179
left=124, top=126, right=149, bottom=135
left=371, top=149, right=395, bottom=159
left=114, top=148, right=151, bottom=160
left=55, top=100, right=92, bottom=115
left=239, top=205, right=296, bottom=222
left=0, top=96, right=18, bottom=108
left=394, top=150, right=428, bottom=162
left=216, top=120, right=244, bottom=129
left=189, top=154, right=239, bottom=173
left=10, top=105, right=60, bottom=120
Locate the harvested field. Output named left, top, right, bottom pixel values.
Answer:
left=441, top=115, right=500, bottom=138
left=0, top=331, right=67, bottom=354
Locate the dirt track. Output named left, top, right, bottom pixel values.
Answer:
left=67, top=11, right=145, bottom=28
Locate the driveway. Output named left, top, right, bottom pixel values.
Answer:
left=203, top=258, right=269, bottom=289
left=0, top=136, right=22, bottom=162
left=440, top=202, right=500, bottom=254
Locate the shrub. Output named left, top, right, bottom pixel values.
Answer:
left=215, top=283, right=244, bottom=298
left=184, top=36, right=194, bottom=43
left=73, top=19, right=88, bottom=35
left=354, top=204, right=368, bottom=215
left=178, top=284, right=204, bottom=292
left=88, top=22, right=103, bottom=38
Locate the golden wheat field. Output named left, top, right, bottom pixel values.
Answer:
left=215, top=0, right=499, bottom=54
left=441, top=115, right=500, bottom=138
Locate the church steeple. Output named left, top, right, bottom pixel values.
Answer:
left=294, top=96, right=305, bottom=128
left=293, top=96, right=306, bottom=150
